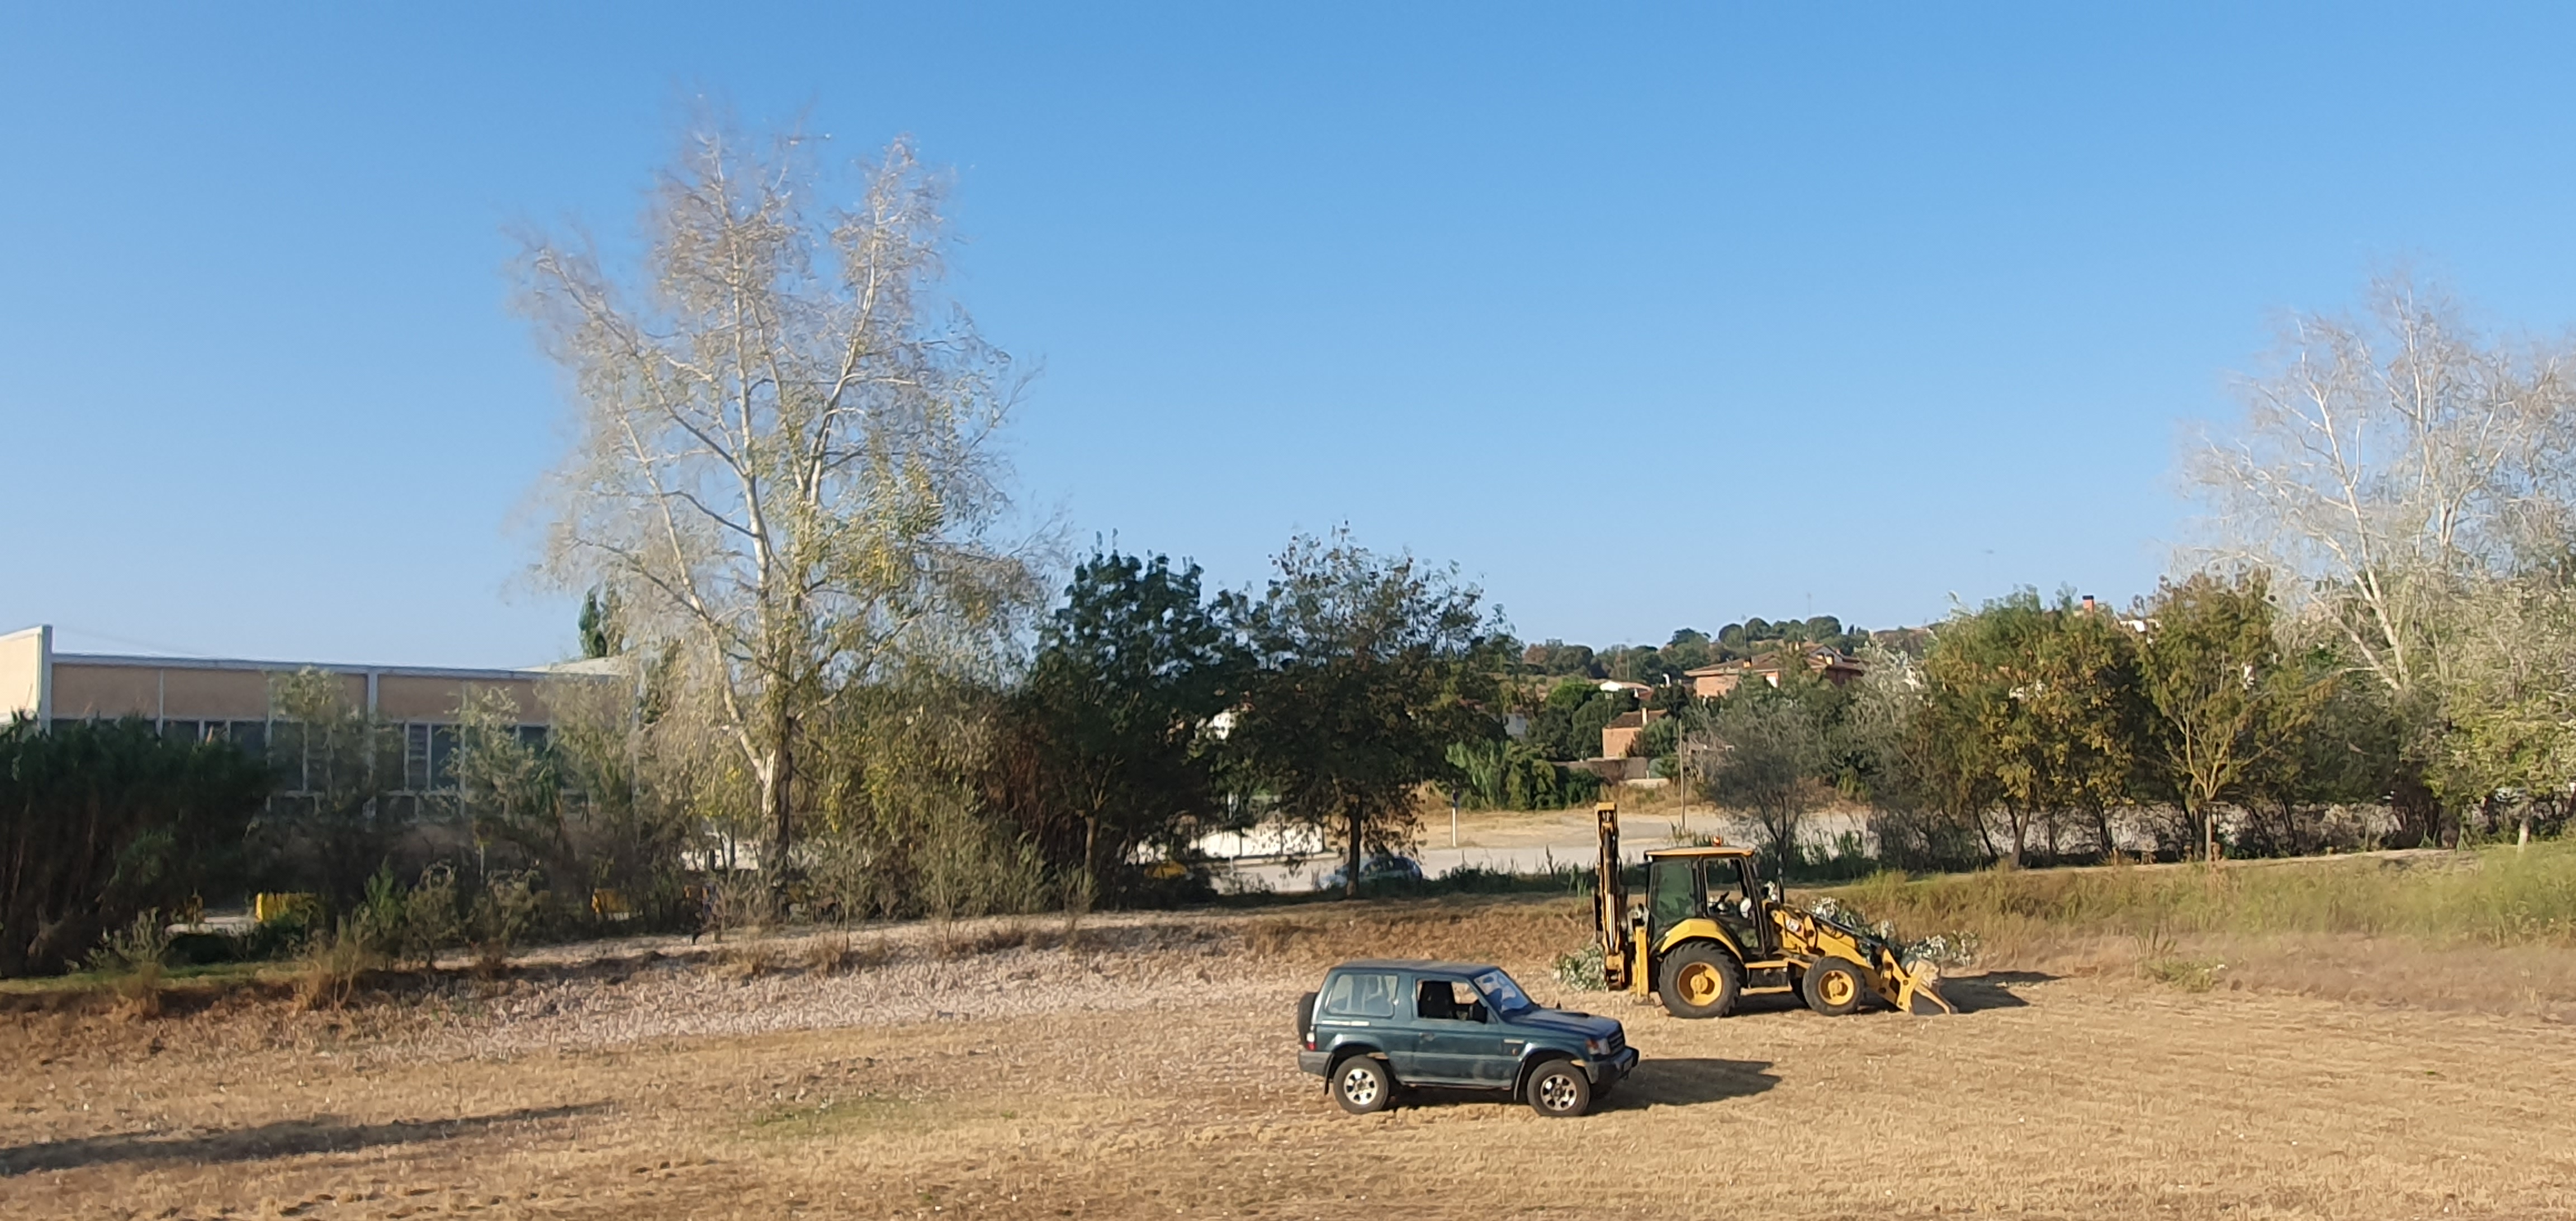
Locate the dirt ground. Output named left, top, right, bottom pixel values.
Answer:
left=4, top=899, right=2573, bottom=1220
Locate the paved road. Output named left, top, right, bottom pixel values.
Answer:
left=1219, top=841, right=1658, bottom=895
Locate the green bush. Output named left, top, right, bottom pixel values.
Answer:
left=0, top=716, right=271, bottom=976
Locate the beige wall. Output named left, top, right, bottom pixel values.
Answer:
left=1689, top=672, right=1740, bottom=699
left=0, top=627, right=43, bottom=722
left=376, top=675, right=541, bottom=722
left=32, top=646, right=567, bottom=730
left=51, top=664, right=162, bottom=720
left=159, top=668, right=270, bottom=720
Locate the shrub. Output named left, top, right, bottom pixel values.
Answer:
left=1552, top=943, right=1608, bottom=991
left=85, top=909, right=175, bottom=1019
left=400, top=864, right=465, bottom=968
left=293, top=919, right=380, bottom=1010
left=802, top=933, right=887, bottom=974
left=0, top=717, right=270, bottom=977
left=84, top=908, right=174, bottom=976
left=467, top=871, right=546, bottom=975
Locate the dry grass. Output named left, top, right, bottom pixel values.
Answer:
left=5, top=889, right=2575, bottom=1219
left=1826, top=841, right=2576, bottom=953
left=291, top=925, right=378, bottom=1012
left=712, top=941, right=779, bottom=981
left=799, top=933, right=890, bottom=976
left=1808, top=843, right=2576, bottom=1018
left=105, top=960, right=167, bottom=1021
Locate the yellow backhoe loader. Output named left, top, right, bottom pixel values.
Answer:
left=1593, top=803, right=1953, bottom=1018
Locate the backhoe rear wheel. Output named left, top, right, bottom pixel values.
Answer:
left=1801, top=957, right=1868, bottom=1016
left=1657, top=943, right=1741, bottom=1019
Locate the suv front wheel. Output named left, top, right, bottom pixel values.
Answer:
left=1524, top=1058, right=1593, bottom=1118
left=1332, top=1054, right=1393, bottom=1115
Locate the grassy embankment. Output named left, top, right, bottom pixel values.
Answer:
left=1822, top=841, right=2576, bottom=1012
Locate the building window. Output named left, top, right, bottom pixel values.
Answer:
left=405, top=723, right=432, bottom=792
left=214, top=721, right=268, bottom=755
left=271, top=723, right=307, bottom=792
left=429, top=725, right=460, bottom=790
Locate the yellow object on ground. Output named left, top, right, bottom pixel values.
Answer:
left=252, top=892, right=318, bottom=924
left=1593, top=802, right=1953, bottom=1018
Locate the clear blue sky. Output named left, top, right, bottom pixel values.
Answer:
left=7, top=4, right=2576, bottom=667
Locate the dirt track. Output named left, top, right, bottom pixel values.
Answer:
left=3, top=905, right=2572, bottom=1219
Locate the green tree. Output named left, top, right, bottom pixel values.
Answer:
left=2429, top=576, right=2576, bottom=845
left=0, top=717, right=272, bottom=976
left=2239, top=654, right=2394, bottom=855
left=1229, top=532, right=1505, bottom=897
left=1919, top=591, right=2139, bottom=865
left=991, top=549, right=1246, bottom=900
left=577, top=587, right=624, bottom=659
left=1694, top=688, right=1829, bottom=868
left=1524, top=680, right=1630, bottom=761
left=517, top=121, right=1038, bottom=897
left=453, top=687, right=584, bottom=901
left=2191, top=275, right=2576, bottom=846
left=1844, top=644, right=1996, bottom=869
left=264, top=668, right=408, bottom=902
left=2137, top=571, right=2331, bottom=862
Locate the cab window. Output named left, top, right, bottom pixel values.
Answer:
left=1321, top=971, right=1400, bottom=1018
left=1646, top=858, right=1701, bottom=941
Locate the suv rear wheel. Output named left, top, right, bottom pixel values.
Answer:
left=1331, top=1054, right=1392, bottom=1115
left=1524, top=1058, right=1592, bottom=1118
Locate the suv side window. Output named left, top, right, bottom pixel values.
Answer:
left=1415, top=978, right=1486, bottom=1022
left=1320, top=971, right=1400, bottom=1018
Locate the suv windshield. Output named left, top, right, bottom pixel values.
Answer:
left=1470, top=968, right=1534, bottom=1015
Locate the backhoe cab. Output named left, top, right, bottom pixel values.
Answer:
left=1594, top=803, right=1953, bottom=1018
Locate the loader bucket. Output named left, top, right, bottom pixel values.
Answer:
left=1886, top=962, right=1956, bottom=1016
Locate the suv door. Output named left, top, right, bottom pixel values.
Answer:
left=1409, top=976, right=1512, bottom=1085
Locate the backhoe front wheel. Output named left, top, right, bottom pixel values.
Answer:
left=1657, top=943, right=1742, bottom=1019
left=1801, top=957, right=1868, bottom=1016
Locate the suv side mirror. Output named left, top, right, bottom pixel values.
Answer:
left=1465, top=1001, right=1490, bottom=1023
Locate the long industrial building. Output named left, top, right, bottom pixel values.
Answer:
left=1, top=623, right=603, bottom=807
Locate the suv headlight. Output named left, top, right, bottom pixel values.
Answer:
left=1585, top=1037, right=1609, bottom=1055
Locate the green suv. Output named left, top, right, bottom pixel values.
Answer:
left=1295, top=959, right=1638, bottom=1118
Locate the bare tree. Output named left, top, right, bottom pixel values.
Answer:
left=515, top=120, right=1038, bottom=883
left=2191, top=275, right=2576, bottom=841
left=1692, top=692, right=1829, bottom=869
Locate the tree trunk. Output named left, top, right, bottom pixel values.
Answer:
left=1082, top=815, right=1100, bottom=900
left=2200, top=794, right=2216, bottom=864
left=1344, top=805, right=1364, bottom=900
left=768, top=711, right=795, bottom=902
left=2389, top=766, right=2438, bottom=848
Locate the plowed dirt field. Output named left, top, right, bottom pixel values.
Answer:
left=4, top=898, right=2569, bottom=1220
